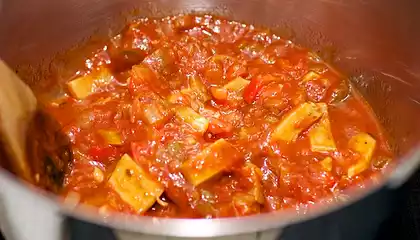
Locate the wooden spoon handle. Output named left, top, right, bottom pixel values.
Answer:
left=0, top=60, right=37, bottom=181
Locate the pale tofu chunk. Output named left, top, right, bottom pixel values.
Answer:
left=271, top=102, right=323, bottom=142
left=347, top=132, right=376, bottom=177
left=301, top=71, right=321, bottom=82
left=93, top=167, right=105, bottom=183
left=67, top=76, right=95, bottom=99
left=181, top=139, right=241, bottom=186
left=98, top=130, right=122, bottom=145
left=347, top=161, right=369, bottom=178
left=309, top=103, right=337, bottom=152
left=108, top=154, right=164, bottom=213
left=244, top=162, right=264, bottom=204
left=67, top=68, right=113, bottom=99
left=224, top=77, right=250, bottom=92
left=175, top=106, right=209, bottom=134
left=188, top=75, right=210, bottom=101
left=141, top=102, right=171, bottom=126
left=320, top=156, right=333, bottom=172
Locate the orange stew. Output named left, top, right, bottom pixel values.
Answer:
left=47, top=14, right=393, bottom=218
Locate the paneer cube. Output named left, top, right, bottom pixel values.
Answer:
left=93, top=167, right=105, bottom=182
left=320, top=157, right=333, bottom=172
left=130, top=64, right=164, bottom=96
left=141, top=102, right=171, bottom=126
left=181, top=139, right=241, bottom=186
left=309, top=103, right=337, bottom=152
left=131, top=64, right=156, bottom=83
left=67, top=76, right=95, bottom=99
left=232, top=193, right=261, bottom=216
left=143, top=47, right=176, bottom=74
left=224, top=77, right=250, bottom=92
left=188, top=75, right=210, bottom=102
left=108, top=154, right=164, bottom=213
left=175, top=106, right=209, bottom=134
left=348, top=132, right=376, bottom=161
left=98, top=130, right=122, bottom=145
left=301, top=71, right=321, bottom=82
left=271, top=102, right=323, bottom=142
left=244, top=162, right=264, bottom=204
left=67, top=68, right=113, bottom=99
left=347, top=132, right=376, bottom=177
left=347, top=161, right=369, bottom=178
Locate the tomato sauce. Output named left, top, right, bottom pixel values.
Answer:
left=46, top=14, right=393, bottom=218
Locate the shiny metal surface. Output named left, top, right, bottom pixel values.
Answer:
left=1, top=0, right=420, bottom=238
left=116, top=229, right=281, bottom=240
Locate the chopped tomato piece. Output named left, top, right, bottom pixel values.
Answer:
left=88, top=146, right=119, bottom=161
left=210, top=87, right=229, bottom=101
left=243, top=76, right=264, bottom=104
left=207, top=117, right=233, bottom=135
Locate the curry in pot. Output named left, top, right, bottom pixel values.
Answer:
left=43, top=14, right=393, bottom=218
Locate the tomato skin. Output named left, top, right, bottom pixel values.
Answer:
left=243, top=76, right=264, bottom=104
left=210, top=87, right=229, bottom=101
left=88, top=146, right=119, bottom=161
left=207, top=117, right=233, bottom=135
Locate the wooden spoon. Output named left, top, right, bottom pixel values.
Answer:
left=0, top=60, right=37, bottom=182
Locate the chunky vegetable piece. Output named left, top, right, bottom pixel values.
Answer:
left=175, top=106, right=209, bottom=134
left=301, top=71, right=321, bottom=82
left=224, top=77, right=251, bottom=92
left=181, top=139, right=242, bottom=186
left=140, top=102, right=171, bottom=125
left=232, top=193, right=261, bottom=216
left=93, top=167, right=105, bottom=182
left=67, top=68, right=113, bottom=99
left=51, top=14, right=393, bottom=219
left=131, top=64, right=156, bottom=85
left=67, top=76, right=94, bottom=99
left=320, top=157, right=333, bottom=172
left=108, top=154, right=164, bottom=213
left=244, top=163, right=264, bottom=204
left=98, top=130, right=122, bottom=145
left=309, top=103, right=337, bottom=152
left=188, top=75, right=210, bottom=102
left=271, top=102, right=323, bottom=142
left=210, top=87, right=229, bottom=101
left=347, top=133, right=377, bottom=177
left=144, top=48, right=176, bottom=74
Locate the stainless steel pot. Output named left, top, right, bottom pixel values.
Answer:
left=1, top=0, right=420, bottom=240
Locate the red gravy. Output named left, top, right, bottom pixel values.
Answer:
left=44, top=14, right=393, bottom=218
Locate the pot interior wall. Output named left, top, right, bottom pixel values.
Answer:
left=1, top=0, right=420, bottom=169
